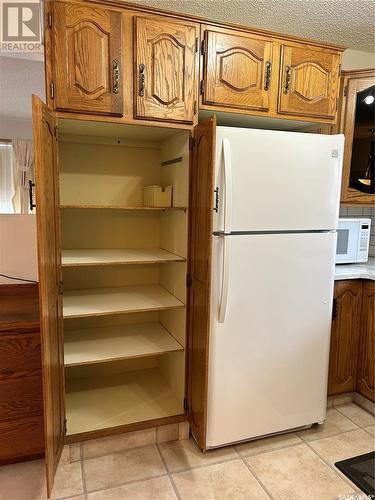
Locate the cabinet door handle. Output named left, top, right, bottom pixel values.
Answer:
left=264, top=61, right=272, bottom=90
left=332, top=298, right=338, bottom=319
left=138, top=63, right=145, bottom=97
left=284, top=65, right=291, bottom=94
left=112, top=60, right=120, bottom=94
left=29, top=180, right=36, bottom=211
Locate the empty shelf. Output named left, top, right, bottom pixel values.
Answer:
left=60, top=204, right=187, bottom=211
left=61, top=248, right=186, bottom=267
left=65, top=367, right=183, bottom=435
left=63, top=285, right=185, bottom=319
left=64, top=322, right=183, bottom=366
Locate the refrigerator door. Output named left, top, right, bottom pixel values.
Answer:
left=206, top=231, right=336, bottom=448
left=213, top=127, right=344, bottom=233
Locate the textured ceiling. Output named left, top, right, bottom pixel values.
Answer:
left=124, top=0, right=375, bottom=51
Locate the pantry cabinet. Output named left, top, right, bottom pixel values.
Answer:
left=278, top=44, right=341, bottom=120
left=356, top=281, right=375, bottom=402
left=134, top=16, right=199, bottom=123
left=52, top=1, right=123, bottom=115
left=328, top=280, right=363, bottom=395
left=201, top=28, right=275, bottom=112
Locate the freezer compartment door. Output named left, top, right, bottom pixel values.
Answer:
left=207, top=232, right=336, bottom=448
left=213, top=127, right=344, bottom=232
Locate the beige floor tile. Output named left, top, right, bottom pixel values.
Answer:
left=158, top=437, right=237, bottom=473
left=336, top=403, right=375, bottom=427
left=297, top=408, right=357, bottom=442
left=0, top=459, right=46, bottom=500
left=364, top=424, right=375, bottom=437
left=70, top=442, right=82, bottom=462
left=178, top=421, right=190, bottom=440
left=82, top=428, right=156, bottom=459
left=87, top=476, right=177, bottom=500
left=52, top=446, right=84, bottom=499
left=84, top=444, right=166, bottom=492
left=156, top=424, right=179, bottom=443
left=235, top=431, right=302, bottom=457
left=172, top=459, right=268, bottom=500
left=309, top=429, right=374, bottom=465
left=247, top=443, right=355, bottom=500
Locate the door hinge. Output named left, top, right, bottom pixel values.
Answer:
left=48, top=11, right=52, bottom=29
left=50, top=81, right=55, bottom=100
left=184, top=398, right=190, bottom=412
left=201, top=38, right=205, bottom=55
left=200, top=80, right=204, bottom=95
left=332, top=298, right=338, bottom=319
left=186, top=274, right=192, bottom=287
left=189, top=136, right=195, bottom=150
left=63, top=418, right=67, bottom=435
left=336, top=97, right=340, bottom=111
left=193, top=100, right=197, bottom=115
left=54, top=125, right=59, bottom=141
left=338, top=64, right=342, bottom=76
left=58, top=280, right=63, bottom=295
left=195, top=37, right=199, bottom=53
left=343, top=85, right=348, bottom=97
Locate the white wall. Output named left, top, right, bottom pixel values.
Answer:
left=342, top=49, right=375, bottom=71
left=0, top=214, right=38, bottom=284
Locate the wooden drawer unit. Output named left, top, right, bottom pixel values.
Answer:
left=0, top=283, right=44, bottom=464
left=278, top=44, right=341, bottom=120
left=202, top=28, right=275, bottom=112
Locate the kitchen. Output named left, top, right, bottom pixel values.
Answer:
left=0, top=0, right=374, bottom=499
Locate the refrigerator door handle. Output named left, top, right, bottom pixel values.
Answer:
left=218, top=235, right=231, bottom=323
left=222, top=138, right=233, bottom=234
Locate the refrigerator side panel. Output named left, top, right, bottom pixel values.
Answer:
left=207, top=232, right=336, bottom=448
left=213, top=127, right=344, bottom=232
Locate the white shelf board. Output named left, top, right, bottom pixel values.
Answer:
left=61, top=248, right=186, bottom=267
left=64, top=322, right=183, bottom=367
left=65, top=367, right=183, bottom=435
left=63, top=285, right=185, bottom=319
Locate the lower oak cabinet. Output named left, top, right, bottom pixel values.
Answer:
left=328, top=279, right=375, bottom=402
left=0, top=284, right=44, bottom=464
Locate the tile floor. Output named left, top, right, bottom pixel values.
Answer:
left=0, top=403, right=374, bottom=500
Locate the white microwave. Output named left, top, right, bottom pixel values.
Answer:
left=336, top=218, right=371, bottom=264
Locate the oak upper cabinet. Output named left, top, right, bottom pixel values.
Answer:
left=134, top=16, right=199, bottom=123
left=328, top=280, right=363, bottom=396
left=357, top=281, right=375, bottom=402
left=52, top=1, right=123, bottom=116
left=201, top=28, right=275, bottom=112
left=278, top=44, right=341, bottom=120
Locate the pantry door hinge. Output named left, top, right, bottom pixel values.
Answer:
left=189, top=136, right=195, bottom=151
left=336, top=97, right=340, bottom=111
left=201, top=38, right=205, bottom=55
left=50, top=81, right=55, bottom=100
left=58, top=280, right=63, bottom=295
left=48, top=11, right=52, bottom=29
left=184, top=398, right=190, bottom=413
left=332, top=298, right=338, bottom=319
left=195, top=37, right=199, bottom=53
left=54, top=125, right=60, bottom=141
left=186, top=274, right=192, bottom=287
left=63, top=418, right=67, bottom=435
left=200, top=80, right=204, bottom=95
left=193, top=100, right=197, bottom=115
left=343, top=85, right=348, bottom=97
left=338, top=64, right=342, bottom=76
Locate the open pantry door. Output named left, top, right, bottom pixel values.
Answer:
left=32, top=95, right=65, bottom=496
left=187, top=115, right=216, bottom=450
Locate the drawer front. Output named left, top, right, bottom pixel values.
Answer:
left=0, top=331, right=41, bottom=378
left=0, top=416, right=44, bottom=463
left=0, top=376, right=43, bottom=422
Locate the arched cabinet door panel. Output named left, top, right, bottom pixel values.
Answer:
left=202, top=29, right=274, bottom=112
left=53, top=1, right=122, bottom=116
left=134, top=16, right=199, bottom=123
left=278, top=44, right=340, bottom=120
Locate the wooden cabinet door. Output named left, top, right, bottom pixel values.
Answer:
left=187, top=116, right=216, bottom=450
left=134, top=16, right=198, bottom=123
left=357, top=281, right=375, bottom=402
left=32, top=96, right=65, bottom=496
left=278, top=44, right=341, bottom=120
left=53, top=1, right=122, bottom=116
left=328, top=280, right=363, bottom=395
left=202, top=29, right=274, bottom=111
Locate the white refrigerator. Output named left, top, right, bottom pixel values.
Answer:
left=206, top=126, right=344, bottom=448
